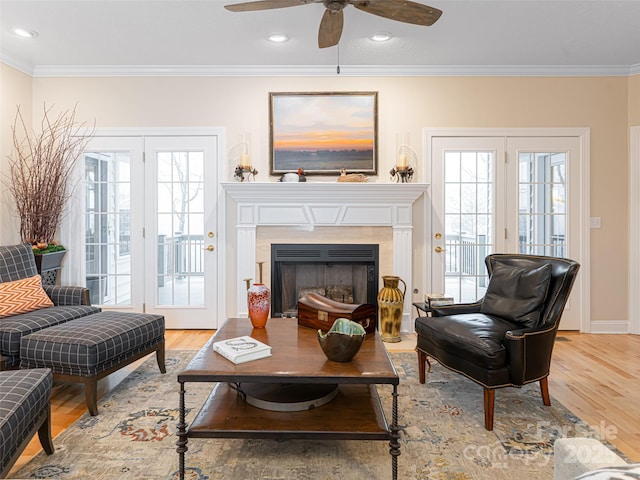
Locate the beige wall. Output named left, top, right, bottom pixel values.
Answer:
left=0, top=71, right=632, bottom=324
left=0, top=64, right=33, bottom=245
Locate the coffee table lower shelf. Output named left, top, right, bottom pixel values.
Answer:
left=177, top=381, right=399, bottom=479
left=188, top=382, right=391, bottom=440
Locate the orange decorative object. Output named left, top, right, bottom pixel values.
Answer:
left=247, top=283, right=270, bottom=328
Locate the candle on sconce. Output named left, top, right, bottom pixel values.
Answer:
left=398, top=153, right=408, bottom=169
left=239, top=132, right=251, bottom=169
left=396, top=132, right=410, bottom=170
left=234, top=131, right=258, bottom=181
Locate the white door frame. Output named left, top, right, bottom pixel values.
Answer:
left=629, top=126, right=640, bottom=335
left=424, top=127, right=591, bottom=332
left=63, top=127, right=227, bottom=328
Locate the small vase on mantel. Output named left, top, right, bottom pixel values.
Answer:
left=247, top=283, right=270, bottom=329
left=377, top=275, right=406, bottom=343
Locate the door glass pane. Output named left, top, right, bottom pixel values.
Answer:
left=84, top=152, right=132, bottom=305
left=518, top=152, right=566, bottom=257
left=443, top=151, right=493, bottom=303
left=156, top=151, right=205, bottom=306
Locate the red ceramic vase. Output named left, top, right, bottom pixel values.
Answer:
left=247, top=283, right=271, bottom=328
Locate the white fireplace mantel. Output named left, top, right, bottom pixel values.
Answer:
left=222, top=182, right=427, bottom=205
left=223, top=182, right=427, bottom=228
left=222, top=182, right=429, bottom=333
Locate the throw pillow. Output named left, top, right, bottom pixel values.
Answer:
left=480, top=261, right=551, bottom=328
left=0, top=275, right=53, bottom=318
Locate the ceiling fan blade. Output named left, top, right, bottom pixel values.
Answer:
left=318, top=8, right=344, bottom=48
left=224, top=0, right=311, bottom=12
left=353, top=0, right=442, bottom=26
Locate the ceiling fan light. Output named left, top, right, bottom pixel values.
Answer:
left=13, top=27, right=39, bottom=38
left=268, top=33, right=289, bottom=43
left=370, top=32, right=392, bottom=42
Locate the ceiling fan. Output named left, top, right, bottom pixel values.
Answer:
left=224, top=0, right=443, bottom=49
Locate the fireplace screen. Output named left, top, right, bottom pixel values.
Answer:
left=271, top=244, right=379, bottom=318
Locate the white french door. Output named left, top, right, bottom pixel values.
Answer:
left=428, top=131, right=586, bottom=330
left=82, top=137, right=145, bottom=311
left=507, top=136, right=582, bottom=330
left=430, top=137, right=506, bottom=303
left=143, top=136, right=218, bottom=329
left=77, top=133, right=220, bottom=329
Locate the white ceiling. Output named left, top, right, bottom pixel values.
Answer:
left=2, top=0, right=640, bottom=77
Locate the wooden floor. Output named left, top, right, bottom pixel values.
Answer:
left=9, top=330, right=640, bottom=476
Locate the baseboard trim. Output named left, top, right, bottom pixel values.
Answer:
left=588, top=320, right=630, bottom=334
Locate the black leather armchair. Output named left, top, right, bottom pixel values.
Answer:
left=415, top=254, right=580, bottom=430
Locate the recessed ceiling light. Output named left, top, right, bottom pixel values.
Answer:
left=370, top=32, right=392, bottom=42
left=13, top=28, right=39, bottom=38
left=268, top=33, right=288, bottom=43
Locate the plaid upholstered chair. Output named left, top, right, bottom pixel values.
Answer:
left=0, top=368, right=54, bottom=478
left=0, top=243, right=100, bottom=370
left=415, top=254, right=580, bottom=430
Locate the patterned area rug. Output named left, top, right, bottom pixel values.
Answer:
left=14, top=350, right=611, bottom=480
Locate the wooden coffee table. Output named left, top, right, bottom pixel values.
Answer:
left=176, top=317, right=400, bottom=479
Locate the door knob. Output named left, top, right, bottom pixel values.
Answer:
left=434, top=246, right=446, bottom=253
left=203, top=245, right=215, bottom=251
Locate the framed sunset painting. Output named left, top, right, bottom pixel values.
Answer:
left=269, top=92, right=378, bottom=175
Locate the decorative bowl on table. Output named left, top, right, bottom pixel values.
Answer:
left=317, top=317, right=366, bottom=363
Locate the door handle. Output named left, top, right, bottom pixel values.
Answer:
left=434, top=246, right=446, bottom=253
left=203, top=245, right=215, bottom=252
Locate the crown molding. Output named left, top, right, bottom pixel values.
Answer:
left=23, top=63, right=637, bottom=78
left=0, top=54, right=34, bottom=76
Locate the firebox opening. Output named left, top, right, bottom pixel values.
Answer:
left=271, top=244, right=379, bottom=318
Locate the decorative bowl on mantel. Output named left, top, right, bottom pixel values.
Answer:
left=317, top=318, right=366, bottom=363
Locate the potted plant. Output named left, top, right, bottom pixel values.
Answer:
left=5, top=104, right=94, bottom=284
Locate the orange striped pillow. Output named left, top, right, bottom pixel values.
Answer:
left=0, top=275, right=53, bottom=318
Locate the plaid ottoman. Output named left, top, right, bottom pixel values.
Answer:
left=20, top=311, right=165, bottom=416
left=0, top=368, right=54, bottom=478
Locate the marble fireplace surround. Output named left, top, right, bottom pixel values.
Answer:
left=222, top=182, right=428, bottom=334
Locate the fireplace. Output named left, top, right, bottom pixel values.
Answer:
left=271, top=243, right=379, bottom=318
left=222, top=182, right=427, bottom=334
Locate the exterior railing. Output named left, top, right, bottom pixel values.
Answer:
left=445, top=233, right=488, bottom=287
left=445, top=234, right=487, bottom=273
left=518, top=234, right=566, bottom=257
left=158, top=234, right=204, bottom=285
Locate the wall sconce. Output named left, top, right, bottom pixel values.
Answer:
left=390, top=132, right=414, bottom=183
left=233, top=132, right=258, bottom=182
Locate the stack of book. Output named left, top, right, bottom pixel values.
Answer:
left=425, top=293, right=455, bottom=308
left=212, top=335, right=272, bottom=364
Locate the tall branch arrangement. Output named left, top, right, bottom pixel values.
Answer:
left=6, top=104, right=94, bottom=252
